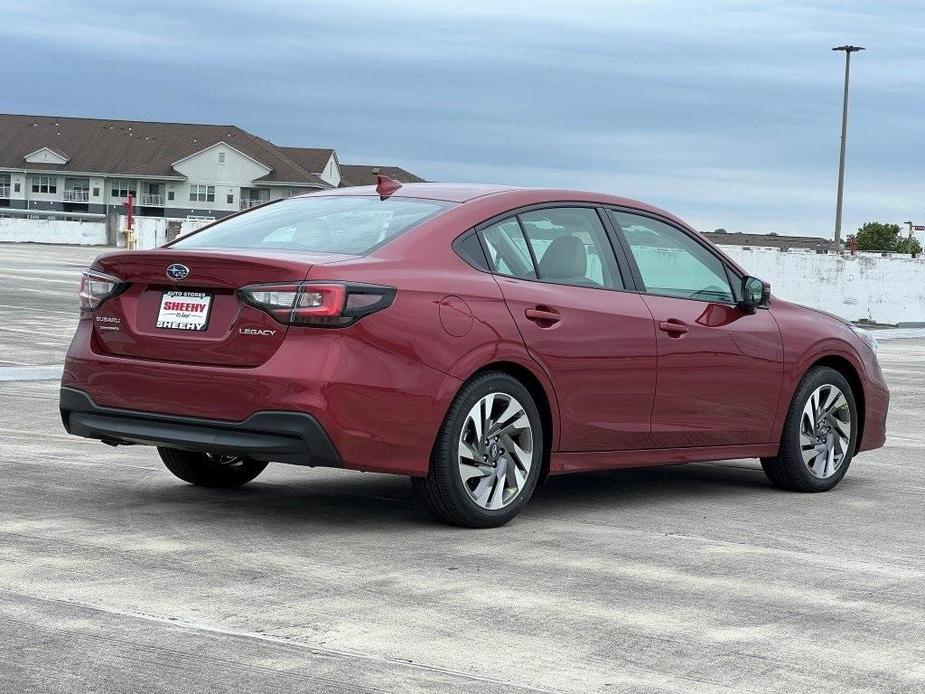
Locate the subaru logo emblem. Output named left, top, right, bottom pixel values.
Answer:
left=166, top=264, right=189, bottom=281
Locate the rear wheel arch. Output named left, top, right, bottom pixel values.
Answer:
left=439, top=361, right=556, bottom=481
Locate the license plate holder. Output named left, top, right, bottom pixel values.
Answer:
left=156, top=290, right=213, bottom=331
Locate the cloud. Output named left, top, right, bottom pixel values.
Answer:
left=1, top=0, right=923, bottom=235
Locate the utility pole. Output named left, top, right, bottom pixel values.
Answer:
left=832, top=45, right=864, bottom=250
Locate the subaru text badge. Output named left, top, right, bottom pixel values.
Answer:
left=166, top=264, right=190, bottom=281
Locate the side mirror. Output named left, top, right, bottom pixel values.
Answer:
left=740, top=276, right=770, bottom=310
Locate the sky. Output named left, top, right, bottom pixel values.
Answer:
left=1, top=0, right=923, bottom=237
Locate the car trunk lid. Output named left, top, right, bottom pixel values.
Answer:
left=91, top=249, right=356, bottom=366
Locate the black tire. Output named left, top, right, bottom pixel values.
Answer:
left=158, top=447, right=268, bottom=488
left=761, top=366, right=858, bottom=492
left=412, top=371, right=544, bottom=528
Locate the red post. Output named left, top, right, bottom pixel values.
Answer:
left=125, top=193, right=134, bottom=231
left=849, top=236, right=857, bottom=255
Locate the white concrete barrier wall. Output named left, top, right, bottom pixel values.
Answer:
left=0, top=217, right=107, bottom=245
left=724, top=247, right=925, bottom=325
left=2, top=216, right=924, bottom=324
left=113, top=216, right=211, bottom=250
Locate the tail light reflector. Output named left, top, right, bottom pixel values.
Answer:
left=238, top=282, right=395, bottom=327
left=79, top=269, right=127, bottom=313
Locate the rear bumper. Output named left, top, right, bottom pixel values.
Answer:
left=60, top=387, right=341, bottom=467
left=61, top=320, right=460, bottom=476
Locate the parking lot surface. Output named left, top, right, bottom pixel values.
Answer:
left=1, top=243, right=923, bottom=693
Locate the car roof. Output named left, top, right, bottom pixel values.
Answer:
left=305, top=182, right=521, bottom=203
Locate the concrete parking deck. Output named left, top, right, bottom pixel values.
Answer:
left=1, top=244, right=922, bottom=693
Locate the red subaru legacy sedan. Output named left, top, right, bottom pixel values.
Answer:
left=61, top=180, right=888, bottom=527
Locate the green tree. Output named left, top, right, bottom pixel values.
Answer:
left=855, top=222, right=905, bottom=252
left=897, top=236, right=923, bottom=255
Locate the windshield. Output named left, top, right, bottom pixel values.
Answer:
left=172, top=195, right=455, bottom=255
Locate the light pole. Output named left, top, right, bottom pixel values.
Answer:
left=832, top=45, right=864, bottom=249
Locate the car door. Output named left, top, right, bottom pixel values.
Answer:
left=477, top=206, right=657, bottom=451
left=607, top=209, right=783, bottom=449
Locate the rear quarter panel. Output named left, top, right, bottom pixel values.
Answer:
left=307, top=238, right=563, bottom=451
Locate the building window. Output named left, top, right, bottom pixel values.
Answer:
left=67, top=178, right=90, bottom=192
left=111, top=181, right=136, bottom=198
left=190, top=185, right=215, bottom=203
left=14, top=182, right=21, bottom=193
left=31, top=176, right=57, bottom=194
left=168, top=190, right=175, bottom=201
left=218, top=151, right=226, bottom=164
left=226, top=193, right=233, bottom=204
left=92, top=187, right=100, bottom=197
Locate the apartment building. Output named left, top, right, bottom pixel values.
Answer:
left=0, top=114, right=422, bottom=220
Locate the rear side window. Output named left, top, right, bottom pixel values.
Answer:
left=610, top=210, right=734, bottom=303
left=480, top=218, right=537, bottom=279
left=519, top=208, right=623, bottom=289
left=172, top=196, right=455, bottom=255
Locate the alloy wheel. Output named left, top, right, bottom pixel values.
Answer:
left=799, top=384, right=852, bottom=479
left=207, top=453, right=246, bottom=468
left=457, top=392, right=534, bottom=510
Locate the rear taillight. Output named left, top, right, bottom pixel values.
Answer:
left=238, top=282, right=395, bottom=327
left=79, top=269, right=127, bottom=313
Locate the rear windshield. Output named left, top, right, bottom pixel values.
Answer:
left=171, top=195, right=455, bottom=255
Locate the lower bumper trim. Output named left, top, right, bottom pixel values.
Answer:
left=59, top=387, right=341, bottom=467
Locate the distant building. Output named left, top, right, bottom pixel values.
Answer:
left=702, top=230, right=833, bottom=252
left=0, top=114, right=422, bottom=220
left=339, top=165, right=424, bottom=187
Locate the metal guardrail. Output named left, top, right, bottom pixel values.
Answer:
left=62, top=190, right=90, bottom=202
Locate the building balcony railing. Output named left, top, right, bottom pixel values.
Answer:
left=0, top=185, right=10, bottom=198
left=240, top=199, right=268, bottom=210
left=62, top=190, right=90, bottom=202
left=139, top=193, right=165, bottom=206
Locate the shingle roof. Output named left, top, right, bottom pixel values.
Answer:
left=279, top=147, right=335, bottom=174
left=339, top=164, right=424, bottom=187
left=0, top=114, right=330, bottom=187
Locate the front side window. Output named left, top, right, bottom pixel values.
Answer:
left=31, top=176, right=57, bottom=194
left=480, top=218, right=537, bottom=279
left=610, top=210, right=734, bottom=303
left=519, top=207, right=622, bottom=289
left=190, top=184, right=215, bottom=203
left=172, top=195, right=455, bottom=255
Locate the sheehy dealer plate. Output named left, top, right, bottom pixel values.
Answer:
left=156, top=290, right=213, bottom=331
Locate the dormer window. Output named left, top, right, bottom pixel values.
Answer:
left=24, top=147, right=69, bottom=165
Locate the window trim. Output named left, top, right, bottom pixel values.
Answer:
left=31, top=175, right=58, bottom=194
left=110, top=180, right=137, bottom=199
left=469, top=201, right=632, bottom=294
left=452, top=229, right=491, bottom=271
left=457, top=200, right=749, bottom=304
left=604, top=206, right=745, bottom=306
left=481, top=215, right=538, bottom=279
left=190, top=184, right=216, bottom=203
